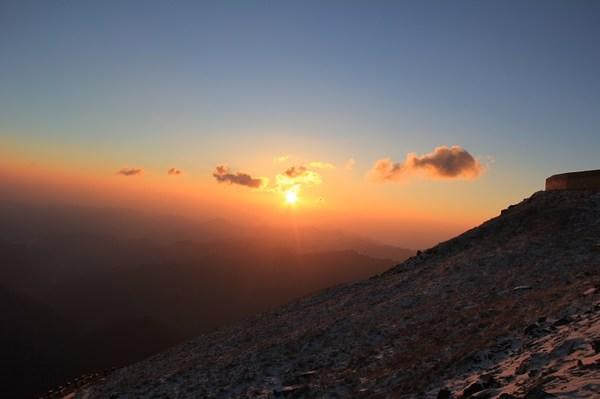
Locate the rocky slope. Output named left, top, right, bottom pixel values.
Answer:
left=73, top=189, right=600, bottom=398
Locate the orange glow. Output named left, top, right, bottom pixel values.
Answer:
left=0, top=143, right=506, bottom=249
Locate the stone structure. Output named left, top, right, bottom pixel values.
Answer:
left=546, top=169, right=600, bottom=191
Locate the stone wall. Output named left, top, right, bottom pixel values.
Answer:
left=545, top=170, right=600, bottom=191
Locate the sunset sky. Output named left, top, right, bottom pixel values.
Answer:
left=1, top=1, right=599, bottom=248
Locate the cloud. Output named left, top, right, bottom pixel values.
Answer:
left=168, top=168, right=183, bottom=176
left=273, top=155, right=290, bottom=163
left=212, top=161, right=324, bottom=195
left=308, top=161, right=335, bottom=169
left=369, top=145, right=484, bottom=182
left=344, top=158, right=356, bottom=171
left=283, top=166, right=308, bottom=178
left=117, top=168, right=143, bottom=176
left=212, top=165, right=267, bottom=188
left=276, top=165, right=322, bottom=191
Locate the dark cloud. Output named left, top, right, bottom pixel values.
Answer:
left=283, top=166, right=308, bottom=178
left=370, top=145, right=484, bottom=182
left=117, top=168, right=143, bottom=176
left=212, top=165, right=266, bottom=188
left=276, top=165, right=322, bottom=189
left=168, top=168, right=183, bottom=176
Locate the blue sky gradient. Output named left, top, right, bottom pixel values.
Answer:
left=1, top=1, right=599, bottom=233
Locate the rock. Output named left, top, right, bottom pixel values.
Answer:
left=513, top=285, right=532, bottom=291
left=285, top=370, right=318, bottom=385
left=479, top=374, right=498, bottom=389
left=516, top=360, right=529, bottom=375
left=524, top=323, right=540, bottom=335
left=523, top=386, right=556, bottom=398
left=274, top=384, right=311, bottom=397
left=553, top=316, right=572, bottom=326
left=297, top=370, right=318, bottom=377
left=462, top=382, right=483, bottom=397
left=437, top=388, right=452, bottom=399
left=583, top=287, right=597, bottom=296
left=472, top=389, right=496, bottom=399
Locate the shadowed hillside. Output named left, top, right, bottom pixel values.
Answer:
left=74, top=190, right=600, bottom=398
left=0, top=203, right=412, bottom=398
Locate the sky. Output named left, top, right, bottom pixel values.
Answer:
left=1, top=1, right=599, bottom=248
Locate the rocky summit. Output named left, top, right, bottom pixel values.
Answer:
left=73, top=190, right=600, bottom=398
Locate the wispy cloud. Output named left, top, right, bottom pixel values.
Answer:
left=212, top=161, right=324, bottom=195
left=276, top=165, right=322, bottom=192
left=308, top=161, right=335, bottom=169
left=344, top=158, right=356, bottom=171
left=212, top=165, right=267, bottom=188
left=273, top=155, right=290, bottom=163
left=117, top=168, right=143, bottom=176
left=168, top=168, right=183, bottom=176
left=369, top=145, right=484, bottom=182
left=283, top=166, right=308, bottom=178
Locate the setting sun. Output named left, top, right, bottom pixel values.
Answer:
left=285, top=189, right=298, bottom=205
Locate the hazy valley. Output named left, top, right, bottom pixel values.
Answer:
left=0, top=201, right=413, bottom=398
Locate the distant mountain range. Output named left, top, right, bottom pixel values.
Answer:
left=0, top=201, right=414, bottom=398
left=72, top=189, right=600, bottom=398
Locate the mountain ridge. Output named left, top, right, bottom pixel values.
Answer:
left=72, top=189, right=600, bottom=398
